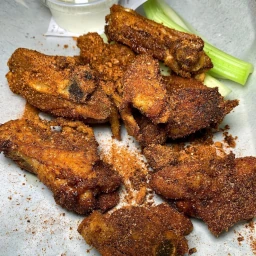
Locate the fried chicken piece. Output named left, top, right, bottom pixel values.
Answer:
left=105, top=4, right=213, bottom=78
left=6, top=48, right=113, bottom=124
left=122, top=54, right=171, bottom=124
left=144, top=144, right=256, bottom=236
left=0, top=105, right=122, bottom=215
left=135, top=114, right=168, bottom=147
left=119, top=54, right=170, bottom=142
left=77, top=32, right=135, bottom=100
left=78, top=203, right=193, bottom=256
left=166, top=82, right=239, bottom=139
left=77, top=33, right=136, bottom=139
left=176, top=156, right=256, bottom=236
left=120, top=54, right=238, bottom=143
left=145, top=144, right=236, bottom=200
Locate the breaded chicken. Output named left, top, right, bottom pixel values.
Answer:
left=77, top=32, right=135, bottom=101
left=166, top=84, right=238, bottom=139
left=6, top=48, right=113, bottom=123
left=144, top=144, right=256, bottom=236
left=0, top=105, right=122, bottom=215
left=78, top=203, right=193, bottom=256
left=145, top=144, right=236, bottom=200
left=120, top=54, right=238, bottom=143
left=105, top=5, right=213, bottom=78
left=176, top=156, right=256, bottom=236
left=121, top=54, right=171, bottom=124
left=77, top=33, right=136, bottom=139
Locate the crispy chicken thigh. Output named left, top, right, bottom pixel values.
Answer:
left=78, top=203, right=193, bottom=256
left=144, top=144, right=256, bottom=236
left=0, top=105, right=121, bottom=214
left=6, top=48, right=113, bottom=123
left=105, top=5, right=213, bottom=78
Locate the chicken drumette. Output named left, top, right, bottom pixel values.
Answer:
left=105, top=4, right=213, bottom=78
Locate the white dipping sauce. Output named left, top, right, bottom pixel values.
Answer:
left=44, top=0, right=118, bottom=34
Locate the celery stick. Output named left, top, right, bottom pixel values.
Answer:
left=143, top=0, right=254, bottom=86
left=204, top=74, right=231, bottom=97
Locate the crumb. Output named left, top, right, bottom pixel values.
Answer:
left=63, top=44, right=68, bottom=49
left=251, top=240, right=256, bottom=255
left=237, top=234, right=244, bottom=244
left=101, top=142, right=151, bottom=206
left=188, top=247, right=197, bottom=255
left=223, top=131, right=237, bottom=148
left=214, top=141, right=223, bottom=148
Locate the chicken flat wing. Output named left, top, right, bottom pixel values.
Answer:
left=77, top=32, right=135, bottom=102
left=78, top=203, right=193, bottom=256
left=122, top=54, right=171, bottom=124
left=0, top=105, right=122, bottom=214
left=145, top=144, right=236, bottom=200
left=105, top=4, right=213, bottom=78
left=6, top=48, right=113, bottom=123
left=144, top=144, right=256, bottom=236
left=176, top=156, right=256, bottom=236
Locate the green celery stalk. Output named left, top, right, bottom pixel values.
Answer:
left=143, top=0, right=254, bottom=86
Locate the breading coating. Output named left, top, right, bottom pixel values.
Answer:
left=78, top=203, right=193, bottom=256
left=105, top=4, right=213, bottom=78
left=6, top=48, right=113, bottom=123
left=120, top=54, right=238, bottom=144
left=77, top=33, right=136, bottom=139
left=145, top=144, right=236, bottom=200
left=0, top=105, right=122, bottom=215
left=122, top=54, right=171, bottom=124
left=145, top=144, right=256, bottom=236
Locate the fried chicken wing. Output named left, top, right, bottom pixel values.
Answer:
left=120, top=54, right=238, bottom=143
left=176, top=156, right=256, bottom=236
left=0, top=105, right=122, bottom=214
left=145, top=144, right=236, bottom=200
left=105, top=4, right=213, bottom=78
left=166, top=83, right=238, bottom=139
left=6, top=48, right=113, bottom=123
left=77, top=32, right=135, bottom=100
left=144, top=144, right=256, bottom=236
left=78, top=203, right=193, bottom=256
left=77, top=33, right=136, bottom=139
left=122, top=54, right=171, bottom=124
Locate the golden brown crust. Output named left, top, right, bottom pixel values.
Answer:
left=121, top=54, right=171, bottom=124
left=0, top=105, right=122, bottom=214
left=6, top=48, right=112, bottom=123
left=105, top=5, right=213, bottom=78
left=146, top=144, right=236, bottom=200
left=77, top=33, right=136, bottom=139
left=78, top=203, right=193, bottom=256
left=144, top=143, right=256, bottom=236
left=178, top=156, right=256, bottom=236
left=119, top=54, right=238, bottom=144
